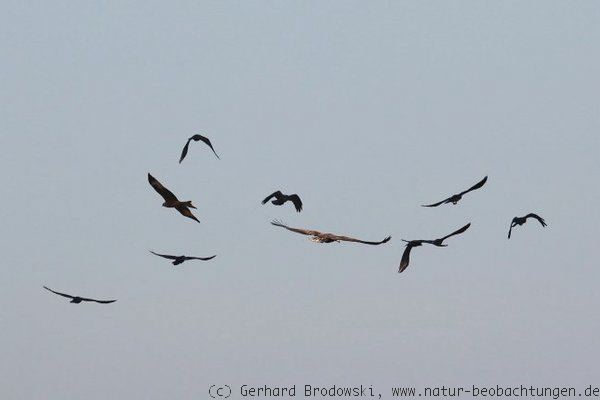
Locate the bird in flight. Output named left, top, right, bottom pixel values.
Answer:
left=398, top=224, right=470, bottom=273
left=508, top=213, right=547, bottom=239
left=179, top=134, right=220, bottom=163
left=398, top=240, right=428, bottom=274
left=148, top=173, right=200, bottom=223
left=271, top=220, right=391, bottom=245
left=150, top=251, right=216, bottom=265
left=43, top=286, right=116, bottom=304
left=422, top=176, right=488, bottom=207
left=262, top=191, right=303, bottom=212
left=423, top=223, right=471, bottom=247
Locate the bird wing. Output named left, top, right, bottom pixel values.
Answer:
left=440, top=223, right=471, bottom=241
left=525, top=213, right=547, bottom=227
left=175, top=205, right=200, bottom=223
left=398, top=245, right=413, bottom=273
left=460, top=176, right=488, bottom=196
left=179, top=138, right=192, bottom=163
left=508, top=220, right=515, bottom=239
left=421, top=197, right=451, bottom=208
left=79, top=297, right=117, bottom=304
left=43, top=286, right=75, bottom=300
left=192, top=134, right=220, bottom=159
left=331, top=234, right=392, bottom=245
left=261, top=191, right=282, bottom=204
left=270, top=220, right=320, bottom=236
left=148, top=173, right=179, bottom=202
left=149, top=251, right=178, bottom=260
left=288, top=194, right=303, bottom=212
left=185, top=255, right=217, bottom=261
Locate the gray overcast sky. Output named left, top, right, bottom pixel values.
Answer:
left=1, top=1, right=599, bottom=399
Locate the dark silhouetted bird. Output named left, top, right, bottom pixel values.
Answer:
left=423, top=223, right=471, bottom=247
left=43, top=286, right=116, bottom=304
left=148, top=173, right=200, bottom=223
left=398, top=240, right=428, bottom=273
left=508, top=213, right=547, bottom=239
left=398, top=224, right=470, bottom=273
left=262, top=191, right=303, bottom=212
left=179, top=134, right=219, bottom=163
left=150, top=251, right=216, bottom=265
left=422, top=176, right=488, bottom=207
left=271, top=220, right=391, bottom=245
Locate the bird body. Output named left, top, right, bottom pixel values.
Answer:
left=271, top=220, right=391, bottom=245
left=508, top=213, right=547, bottom=238
left=422, top=176, right=488, bottom=207
left=148, top=173, right=200, bottom=223
left=262, top=191, right=303, bottom=212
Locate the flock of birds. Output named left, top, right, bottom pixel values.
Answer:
left=43, top=134, right=548, bottom=304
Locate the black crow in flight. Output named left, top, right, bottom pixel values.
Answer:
left=262, top=191, right=303, bottom=212
left=179, top=134, right=220, bottom=163
left=422, top=176, right=488, bottom=207
left=43, top=286, right=116, bottom=304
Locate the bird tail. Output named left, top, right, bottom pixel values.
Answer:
left=183, top=201, right=196, bottom=209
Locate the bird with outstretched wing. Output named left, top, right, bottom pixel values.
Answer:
left=271, top=220, right=390, bottom=245
left=148, top=173, right=200, bottom=223
left=422, top=176, right=488, bottom=207
left=179, top=134, right=220, bottom=163
left=262, top=191, right=303, bottom=212
left=424, top=223, right=471, bottom=247
left=508, top=213, right=547, bottom=239
left=43, top=286, right=116, bottom=304
left=150, top=251, right=216, bottom=265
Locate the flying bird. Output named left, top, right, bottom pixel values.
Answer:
left=399, top=224, right=472, bottom=273
left=262, top=191, right=303, bottom=212
left=271, top=220, right=391, bottom=245
left=148, top=173, right=200, bottom=223
left=398, top=240, right=428, bottom=274
left=43, top=286, right=116, bottom=304
left=150, top=251, right=216, bottom=265
left=179, top=134, right=220, bottom=163
left=423, top=223, right=471, bottom=247
left=508, top=213, right=547, bottom=239
left=422, top=176, right=488, bottom=207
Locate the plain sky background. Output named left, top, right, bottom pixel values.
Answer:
left=1, top=1, right=599, bottom=399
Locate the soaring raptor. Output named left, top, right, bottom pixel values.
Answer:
left=148, top=173, right=200, bottom=223
left=271, top=220, right=391, bottom=245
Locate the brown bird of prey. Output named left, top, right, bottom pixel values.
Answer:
left=179, top=134, right=220, bottom=163
left=148, top=173, right=200, bottom=223
left=271, top=220, right=391, bottom=245
left=150, top=251, right=216, bottom=265
left=422, top=176, right=488, bottom=207
left=508, top=213, right=547, bottom=239
left=43, top=286, right=116, bottom=304
left=262, top=191, right=303, bottom=212
left=399, top=223, right=470, bottom=273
